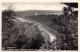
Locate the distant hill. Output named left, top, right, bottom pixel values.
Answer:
left=15, top=10, right=63, bottom=16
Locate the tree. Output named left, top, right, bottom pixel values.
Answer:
left=62, top=3, right=78, bottom=8
left=62, top=3, right=78, bottom=15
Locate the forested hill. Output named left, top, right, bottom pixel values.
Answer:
left=15, top=10, right=63, bottom=16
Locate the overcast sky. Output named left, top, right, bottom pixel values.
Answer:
left=2, top=3, right=70, bottom=11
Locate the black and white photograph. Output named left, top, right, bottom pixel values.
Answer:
left=2, top=2, right=78, bottom=51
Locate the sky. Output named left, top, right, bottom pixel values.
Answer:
left=2, top=3, right=73, bottom=11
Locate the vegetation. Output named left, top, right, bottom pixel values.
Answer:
left=45, top=4, right=78, bottom=50
left=2, top=3, right=78, bottom=50
left=23, top=4, right=78, bottom=50
left=2, top=9, right=45, bottom=50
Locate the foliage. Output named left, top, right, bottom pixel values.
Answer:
left=2, top=4, right=78, bottom=50
left=2, top=9, right=16, bottom=45
left=2, top=9, right=45, bottom=50
left=51, top=7, right=78, bottom=50
left=62, top=3, right=78, bottom=8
